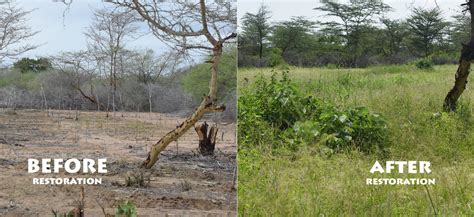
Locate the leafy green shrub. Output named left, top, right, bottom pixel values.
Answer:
left=325, top=63, right=341, bottom=69
left=238, top=70, right=388, bottom=154
left=283, top=107, right=388, bottom=153
left=343, top=107, right=388, bottom=152
left=267, top=48, right=286, bottom=67
left=414, top=57, right=434, bottom=70
left=249, top=70, right=323, bottom=129
left=238, top=93, right=277, bottom=148
left=282, top=120, right=323, bottom=151
left=115, top=201, right=137, bottom=217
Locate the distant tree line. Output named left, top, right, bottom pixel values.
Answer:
left=0, top=48, right=236, bottom=120
left=0, top=5, right=236, bottom=120
left=239, top=1, right=468, bottom=68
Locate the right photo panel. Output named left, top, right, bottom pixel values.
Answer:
left=237, top=0, right=473, bottom=216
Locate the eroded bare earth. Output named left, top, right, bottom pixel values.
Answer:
left=0, top=109, right=236, bottom=216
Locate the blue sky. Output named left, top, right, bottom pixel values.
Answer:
left=6, top=0, right=169, bottom=63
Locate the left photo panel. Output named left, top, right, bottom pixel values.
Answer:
left=0, top=0, right=237, bottom=216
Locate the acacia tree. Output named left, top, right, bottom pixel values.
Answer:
left=0, top=4, right=39, bottom=63
left=240, top=4, right=271, bottom=60
left=51, top=51, right=104, bottom=110
left=407, top=7, right=448, bottom=57
left=85, top=8, right=138, bottom=116
left=380, top=18, right=409, bottom=57
left=111, top=0, right=236, bottom=168
left=270, top=17, right=316, bottom=66
left=129, top=49, right=180, bottom=84
left=128, top=49, right=181, bottom=113
left=315, top=0, right=390, bottom=66
left=444, top=0, right=474, bottom=111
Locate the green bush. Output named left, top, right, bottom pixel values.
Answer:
left=238, top=70, right=388, bottom=154
left=414, top=57, right=434, bottom=70
left=267, top=48, right=286, bottom=67
left=238, top=93, right=277, bottom=148
left=115, top=201, right=137, bottom=217
left=283, top=106, right=388, bottom=153
left=325, top=63, right=343, bottom=69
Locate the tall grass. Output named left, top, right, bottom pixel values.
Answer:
left=238, top=65, right=474, bottom=216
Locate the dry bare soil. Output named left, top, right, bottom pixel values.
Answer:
left=0, top=109, right=236, bottom=216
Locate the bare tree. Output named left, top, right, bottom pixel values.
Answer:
left=128, top=49, right=181, bottom=113
left=111, top=0, right=237, bottom=168
left=0, top=4, right=39, bottom=63
left=51, top=51, right=104, bottom=110
left=444, top=0, right=474, bottom=111
left=128, top=49, right=180, bottom=84
left=85, top=8, right=139, bottom=116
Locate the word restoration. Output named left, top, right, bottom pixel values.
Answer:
left=366, top=161, right=435, bottom=185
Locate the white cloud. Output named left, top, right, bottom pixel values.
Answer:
left=10, top=0, right=168, bottom=62
left=238, top=0, right=464, bottom=27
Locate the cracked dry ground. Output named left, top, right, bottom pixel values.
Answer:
left=0, top=109, right=236, bottom=216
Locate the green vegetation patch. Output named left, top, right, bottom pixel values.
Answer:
left=239, top=69, right=388, bottom=154
left=238, top=65, right=474, bottom=216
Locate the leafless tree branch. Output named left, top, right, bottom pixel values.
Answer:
left=0, top=4, right=40, bottom=63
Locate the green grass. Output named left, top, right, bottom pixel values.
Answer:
left=238, top=65, right=474, bottom=216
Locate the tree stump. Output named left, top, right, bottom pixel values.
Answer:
left=194, top=122, right=218, bottom=156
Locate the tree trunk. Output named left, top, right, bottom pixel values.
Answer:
left=72, top=84, right=105, bottom=110
left=444, top=57, right=471, bottom=111
left=148, top=83, right=152, bottom=113
left=142, top=96, right=225, bottom=168
left=134, top=0, right=236, bottom=168
left=195, top=122, right=218, bottom=156
left=444, top=0, right=474, bottom=111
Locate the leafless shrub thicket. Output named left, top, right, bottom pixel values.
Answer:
left=0, top=4, right=236, bottom=120
left=0, top=69, right=202, bottom=114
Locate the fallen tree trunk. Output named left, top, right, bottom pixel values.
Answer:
left=444, top=0, right=474, bottom=111
left=195, top=122, right=218, bottom=156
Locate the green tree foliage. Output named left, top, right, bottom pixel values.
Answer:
left=267, top=47, right=286, bottom=67
left=315, top=0, right=391, bottom=66
left=448, top=13, right=470, bottom=52
left=407, top=7, right=449, bottom=57
left=270, top=17, right=317, bottom=66
left=238, top=2, right=464, bottom=68
left=239, top=5, right=272, bottom=59
left=380, top=18, right=410, bottom=56
left=414, top=56, right=434, bottom=70
left=182, top=47, right=236, bottom=101
left=13, top=57, right=51, bottom=73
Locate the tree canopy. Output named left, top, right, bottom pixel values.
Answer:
left=239, top=2, right=464, bottom=68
